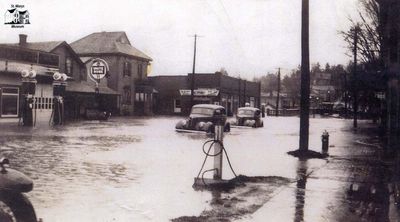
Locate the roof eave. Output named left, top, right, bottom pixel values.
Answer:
left=76, top=52, right=152, bottom=62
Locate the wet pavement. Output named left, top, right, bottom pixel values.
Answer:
left=0, top=116, right=396, bottom=221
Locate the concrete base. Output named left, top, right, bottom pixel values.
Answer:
left=175, top=129, right=209, bottom=134
left=193, top=177, right=235, bottom=191
left=230, top=125, right=254, bottom=129
left=287, top=149, right=328, bottom=159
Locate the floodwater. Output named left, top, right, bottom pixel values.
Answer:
left=0, top=116, right=381, bottom=221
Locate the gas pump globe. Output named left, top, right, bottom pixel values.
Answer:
left=53, top=72, right=68, bottom=97
left=20, top=69, right=37, bottom=126
left=21, top=69, right=37, bottom=95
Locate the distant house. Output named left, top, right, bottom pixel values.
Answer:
left=71, top=31, right=153, bottom=115
left=260, top=91, right=291, bottom=109
left=311, top=72, right=335, bottom=102
left=4, top=8, right=19, bottom=24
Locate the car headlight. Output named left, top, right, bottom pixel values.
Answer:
left=175, top=120, right=187, bottom=129
left=245, top=120, right=255, bottom=127
left=196, top=122, right=205, bottom=130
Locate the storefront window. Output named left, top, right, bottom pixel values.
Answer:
left=1, top=87, right=19, bottom=117
left=174, top=99, right=181, bottom=113
left=175, top=99, right=181, bottom=108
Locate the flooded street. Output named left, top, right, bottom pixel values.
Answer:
left=0, top=116, right=387, bottom=221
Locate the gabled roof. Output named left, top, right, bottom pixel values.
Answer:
left=70, top=31, right=152, bottom=61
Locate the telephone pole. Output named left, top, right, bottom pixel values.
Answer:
left=275, top=68, right=281, bottom=117
left=299, top=0, right=310, bottom=151
left=352, top=26, right=359, bottom=128
left=190, top=34, right=203, bottom=109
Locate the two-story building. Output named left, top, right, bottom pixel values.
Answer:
left=71, top=31, right=153, bottom=115
left=1, top=34, right=119, bottom=122
left=0, top=35, right=60, bottom=125
left=379, top=0, right=400, bottom=152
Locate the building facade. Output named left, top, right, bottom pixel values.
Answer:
left=0, top=34, right=119, bottom=123
left=148, top=72, right=261, bottom=116
left=71, top=31, right=153, bottom=115
left=0, top=35, right=59, bottom=125
left=379, top=0, right=400, bottom=152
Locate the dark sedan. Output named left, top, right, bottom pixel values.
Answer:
left=231, top=107, right=263, bottom=128
left=175, top=104, right=231, bottom=133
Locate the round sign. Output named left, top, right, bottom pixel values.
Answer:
left=90, top=59, right=109, bottom=80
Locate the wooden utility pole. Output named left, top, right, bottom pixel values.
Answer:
left=352, top=27, right=359, bottom=128
left=275, top=68, right=281, bottom=117
left=190, top=34, right=203, bottom=109
left=344, top=71, right=348, bottom=117
left=299, top=0, right=310, bottom=151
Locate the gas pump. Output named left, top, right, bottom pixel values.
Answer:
left=193, top=112, right=239, bottom=189
left=51, top=72, right=67, bottom=125
left=20, top=69, right=37, bottom=127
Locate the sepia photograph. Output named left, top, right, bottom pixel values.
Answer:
left=0, top=0, right=399, bottom=221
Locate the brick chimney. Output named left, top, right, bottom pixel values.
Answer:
left=19, top=34, right=27, bottom=46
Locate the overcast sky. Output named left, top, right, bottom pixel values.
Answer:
left=0, top=0, right=360, bottom=79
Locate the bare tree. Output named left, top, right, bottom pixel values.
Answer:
left=340, top=0, right=382, bottom=68
left=218, top=67, right=229, bottom=76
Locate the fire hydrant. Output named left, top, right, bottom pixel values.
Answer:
left=321, top=130, right=329, bottom=153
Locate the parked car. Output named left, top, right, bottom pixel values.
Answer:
left=175, top=104, right=230, bottom=133
left=85, top=108, right=111, bottom=120
left=231, top=107, right=263, bottom=127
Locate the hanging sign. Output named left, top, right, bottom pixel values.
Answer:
left=90, top=58, right=109, bottom=80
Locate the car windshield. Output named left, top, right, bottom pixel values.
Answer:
left=191, top=107, right=214, bottom=116
left=238, top=109, right=254, bottom=116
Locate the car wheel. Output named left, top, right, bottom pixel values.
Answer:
left=0, top=191, right=37, bottom=222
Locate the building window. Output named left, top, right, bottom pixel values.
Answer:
left=138, top=64, right=143, bottom=80
left=123, top=61, right=131, bottom=76
left=135, top=92, right=145, bottom=102
left=1, top=87, right=19, bottom=117
left=65, top=58, right=73, bottom=76
left=123, top=86, right=131, bottom=104
left=174, top=99, right=181, bottom=113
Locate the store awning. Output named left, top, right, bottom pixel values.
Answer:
left=66, top=81, right=119, bottom=95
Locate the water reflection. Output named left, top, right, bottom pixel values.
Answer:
left=294, top=160, right=308, bottom=222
